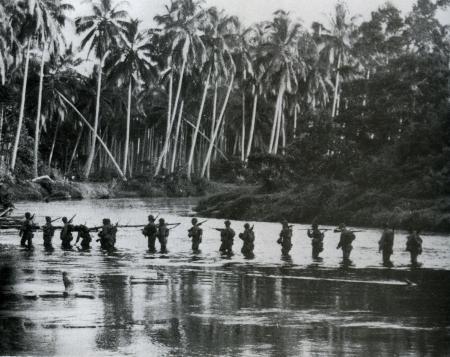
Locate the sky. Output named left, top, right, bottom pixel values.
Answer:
left=65, top=0, right=450, bottom=71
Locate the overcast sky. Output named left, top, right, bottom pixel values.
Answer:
left=66, top=0, right=450, bottom=71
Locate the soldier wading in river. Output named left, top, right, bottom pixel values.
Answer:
left=336, top=223, right=356, bottom=262
left=378, top=223, right=394, bottom=266
left=142, top=215, right=157, bottom=252
left=98, top=219, right=117, bottom=250
left=75, top=225, right=92, bottom=250
left=157, top=218, right=169, bottom=253
left=20, top=212, right=35, bottom=249
left=60, top=217, right=74, bottom=250
left=277, top=220, right=293, bottom=255
left=217, top=220, right=235, bottom=256
left=42, top=216, right=55, bottom=250
left=406, top=229, right=423, bottom=266
left=188, top=218, right=203, bottom=252
left=307, top=223, right=325, bottom=259
left=239, top=223, right=255, bottom=257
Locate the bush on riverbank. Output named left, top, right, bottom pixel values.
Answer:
left=195, top=181, right=450, bottom=233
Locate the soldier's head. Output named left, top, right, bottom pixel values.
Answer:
left=25, top=212, right=31, bottom=219
left=159, top=218, right=165, bottom=224
left=103, top=218, right=110, bottom=225
left=383, top=222, right=389, bottom=229
left=281, top=219, right=288, bottom=227
left=192, top=218, right=198, bottom=225
left=312, top=223, right=318, bottom=229
left=338, top=223, right=346, bottom=230
left=224, top=220, right=231, bottom=227
left=45, top=216, right=51, bottom=223
left=148, top=215, right=155, bottom=222
left=62, top=217, right=68, bottom=223
left=244, top=223, right=250, bottom=229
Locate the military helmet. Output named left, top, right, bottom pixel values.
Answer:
left=224, top=220, right=231, bottom=226
left=103, top=218, right=110, bottom=225
left=62, top=216, right=68, bottom=223
left=338, top=223, right=346, bottom=230
left=192, top=218, right=198, bottom=224
left=159, top=218, right=165, bottom=224
left=148, top=215, right=155, bottom=221
left=312, top=223, right=318, bottom=229
left=25, top=212, right=31, bottom=219
left=244, top=223, right=250, bottom=229
left=45, top=216, right=51, bottom=222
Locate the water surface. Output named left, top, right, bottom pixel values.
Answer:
left=0, top=198, right=449, bottom=356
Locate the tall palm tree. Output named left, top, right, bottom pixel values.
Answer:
left=75, top=0, right=129, bottom=179
left=319, top=2, right=354, bottom=119
left=154, top=0, right=207, bottom=176
left=32, top=0, right=73, bottom=178
left=109, top=19, right=156, bottom=176
left=257, top=10, right=304, bottom=154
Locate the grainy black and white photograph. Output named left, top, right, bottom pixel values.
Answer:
left=0, top=0, right=449, bottom=356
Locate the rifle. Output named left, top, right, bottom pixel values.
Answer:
left=168, top=223, right=181, bottom=230
left=298, top=228, right=332, bottom=231
left=334, top=229, right=365, bottom=233
left=68, top=214, right=76, bottom=224
left=51, top=217, right=61, bottom=223
left=196, top=220, right=207, bottom=226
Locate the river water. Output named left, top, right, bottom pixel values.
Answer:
left=0, top=198, right=449, bottom=356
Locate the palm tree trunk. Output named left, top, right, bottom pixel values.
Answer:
left=66, top=126, right=84, bottom=175
left=165, top=61, right=173, bottom=169
left=201, top=73, right=235, bottom=178
left=207, top=82, right=218, bottom=179
left=241, top=89, right=246, bottom=162
left=281, top=113, right=286, bottom=155
left=331, top=53, right=341, bottom=119
left=293, top=104, right=298, bottom=139
left=84, top=58, right=104, bottom=179
left=269, top=81, right=285, bottom=153
left=48, top=119, right=60, bottom=168
left=170, top=100, right=184, bottom=173
left=187, top=69, right=211, bottom=180
left=273, top=102, right=282, bottom=154
left=245, top=92, right=258, bottom=161
left=11, top=39, right=31, bottom=171
left=123, top=79, right=132, bottom=176
left=33, top=46, right=46, bottom=178
left=58, top=90, right=126, bottom=180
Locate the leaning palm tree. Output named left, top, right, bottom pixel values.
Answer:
left=75, top=0, right=129, bottom=179
left=32, top=0, right=74, bottom=178
left=109, top=19, right=156, bottom=177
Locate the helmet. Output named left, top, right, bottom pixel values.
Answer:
left=25, top=212, right=31, bottom=219
left=244, top=223, right=250, bottom=229
left=192, top=218, right=198, bottom=224
left=312, top=223, right=318, bottom=229
left=45, top=216, right=51, bottom=222
left=148, top=215, right=155, bottom=221
left=62, top=217, right=68, bottom=223
left=224, top=220, right=231, bottom=226
left=103, top=218, right=110, bottom=225
left=159, top=218, right=165, bottom=224
left=338, top=223, right=346, bottom=230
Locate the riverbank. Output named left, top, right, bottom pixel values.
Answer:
left=1, top=177, right=240, bottom=203
left=195, top=182, right=450, bottom=233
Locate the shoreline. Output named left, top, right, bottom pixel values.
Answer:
left=194, top=184, right=450, bottom=234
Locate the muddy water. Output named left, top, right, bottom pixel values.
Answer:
left=0, top=198, right=449, bottom=356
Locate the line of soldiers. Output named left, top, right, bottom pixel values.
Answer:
left=17, top=212, right=424, bottom=266
left=19, top=212, right=117, bottom=251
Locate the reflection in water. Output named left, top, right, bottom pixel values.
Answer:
left=0, top=198, right=448, bottom=356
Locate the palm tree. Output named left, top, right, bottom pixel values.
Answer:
left=319, top=2, right=354, bottom=119
left=109, top=19, right=156, bottom=176
left=75, top=0, right=129, bottom=179
left=32, top=0, right=73, bottom=178
left=256, top=11, right=304, bottom=154
left=154, top=0, right=207, bottom=176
